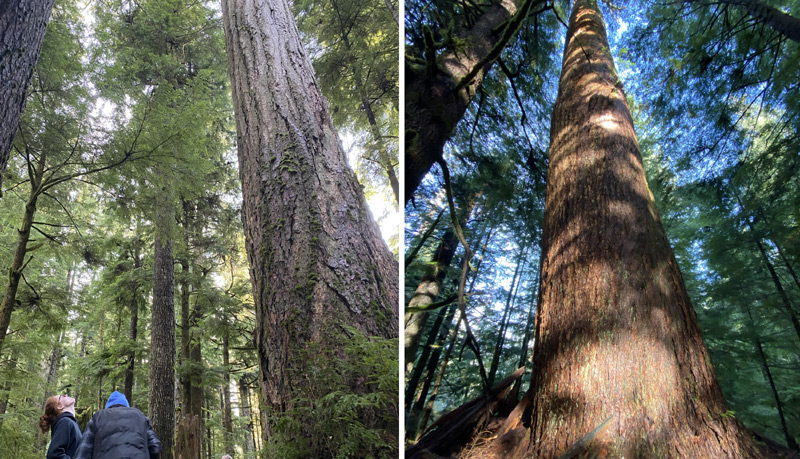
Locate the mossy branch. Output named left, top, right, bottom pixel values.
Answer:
left=454, top=0, right=544, bottom=92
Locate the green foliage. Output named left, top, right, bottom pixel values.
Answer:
left=262, top=327, right=398, bottom=459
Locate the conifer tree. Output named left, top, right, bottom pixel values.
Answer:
left=522, top=0, right=764, bottom=455
left=221, top=0, right=399, bottom=453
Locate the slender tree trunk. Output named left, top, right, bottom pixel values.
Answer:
left=329, top=0, right=399, bottom=205
left=0, top=158, right=44, bottom=354
left=0, top=351, right=17, bottom=423
left=405, top=198, right=477, bottom=375
left=124, top=252, right=141, bottom=404
left=517, top=254, right=542, bottom=370
left=221, top=327, right=234, bottom=455
left=753, top=235, right=800, bottom=341
left=150, top=203, right=176, bottom=459
left=221, top=0, right=398, bottom=444
left=406, top=302, right=458, bottom=439
left=417, top=307, right=464, bottom=439
left=746, top=310, right=798, bottom=450
left=239, top=376, right=255, bottom=455
left=0, top=0, right=55, bottom=196
left=487, top=245, right=528, bottom=386
left=382, top=0, right=398, bottom=25
left=405, top=301, right=456, bottom=409
left=405, top=207, right=444, bottom=268
left=523, top=0, right=765, bottom=456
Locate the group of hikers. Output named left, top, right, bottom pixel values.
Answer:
left=40, top=389, right=237, bottom=458
left=39, top=390, right=166, bottom=459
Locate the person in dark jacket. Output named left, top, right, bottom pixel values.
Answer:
left=40, top=394, right=82, bottom=459
left=74, top=391, right=161, bottom=459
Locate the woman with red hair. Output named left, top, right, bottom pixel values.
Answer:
left=39, top=394, right=82, bottom=459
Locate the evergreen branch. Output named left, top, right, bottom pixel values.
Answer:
left=41, top=191, right=84, bottom=240
left=30, top=225, right=63, bottom=245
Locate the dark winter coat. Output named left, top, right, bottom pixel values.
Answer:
left=47, top=412, right=82, bottom=459
left=74, top=392, right=161, bottom=459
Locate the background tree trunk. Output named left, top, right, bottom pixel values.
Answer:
left=524, top=0, right=765, bottom=456
left=221, top=0, right=399, bottom=442
left=150, top=202, right=176, bottom=459
left=0, top=0, right=55, bottom=196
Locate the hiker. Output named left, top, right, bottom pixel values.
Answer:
left=75, top=391, right=161, bottom=459
left=40, top=394, right=82, bottom=459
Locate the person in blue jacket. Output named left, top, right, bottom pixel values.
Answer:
left=75, top=391, right=161, bottom=459
left=39, top=394, right=82, bottom=459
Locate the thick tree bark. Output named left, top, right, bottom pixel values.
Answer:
left=221, top=0, right=399, bottom=442
left=0, top=0, right=55, bottom=197
left=405, top=0, right=541, bottom=203
left=523, top=0, right=765, bottom=456
left=150, top=206, right=176, bottom=459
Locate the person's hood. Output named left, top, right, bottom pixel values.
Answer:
left=105, top=391, right=130, bottom=409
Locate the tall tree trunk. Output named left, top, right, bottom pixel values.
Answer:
left=0, top=156, right=44, bottom=354
left=221, top=326, right=234, bottom=455
left=405, top=301, right=456, bottom=409
left=405, top=198, right=477, bottom=375
left=221, top=0, right=399, bottom=445
left=417, top=306, right=464, bottom=439
left=239, top=375, right=255, bottom=455
left=746, top=310, right=798, bottom=450
left=124, top=251, right=141, bottom=405
left=150, top=202, right=176, bottom=459
left=404, top=0, right=541, bottom=202
left=523, top=0, right=764, bottom=456
left=0, top=351, right=17, bottom=425
left=752, top=235, right=800, bottom=341
left=0, top=0, right=55, bottom=197
left=487, top=244, right=528, bottom=386
left=405, top=207, right=444, bottom=268
left=517, top=254, right=542, bottom=370
left=405, top=302, right=458, bottom=439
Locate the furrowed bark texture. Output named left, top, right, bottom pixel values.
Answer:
left=405, top=0, right=532, bottom=203
left=0, top=0, right=55, bottom=197
left=150, top=228, right=175, bottom=459
left=526, top=0, right=765, bottom=456
left=221, top=0, right=399, bottom=436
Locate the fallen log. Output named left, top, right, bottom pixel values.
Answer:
left=406, top=366, right=525, bottom=458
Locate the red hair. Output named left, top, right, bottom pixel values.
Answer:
left=39, top=395, right=61, bottom=433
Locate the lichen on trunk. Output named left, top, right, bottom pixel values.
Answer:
left=221, top=0, right=399, bottom=451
